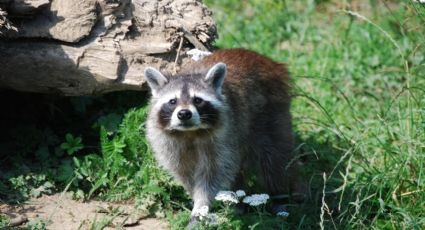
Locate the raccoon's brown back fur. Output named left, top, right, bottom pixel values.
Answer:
left=196, top=48, right=291, bottom=99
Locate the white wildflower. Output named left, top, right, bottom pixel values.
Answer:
left=236, top=190, right=246, bottom=198
left=187, top=48, right=212, bottom=61
left=413, top=0, right=425, bottom=3
left=242, top=194, right=270, bottom=206
left=215, top=191, right=239, bottom=203
left=276, top=211, right=290, bottom=217
left=193, top=205, right=209, bottom=220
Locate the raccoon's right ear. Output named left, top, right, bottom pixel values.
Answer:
left=144, top=67, right=168, bottom=96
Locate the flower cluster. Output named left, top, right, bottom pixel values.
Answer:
left=214, top=191, right=239, bottom=203
left=193, top=205, right=219, bottom=226
left=235, top=190, right=246, bottom=198
left=276, top=211, right=290, bottom=217
left=214, top=190, right=290, bottom=217
left=193, top=205, right=209, bottom=220
left=214, top=190, right=271, bottom=206
left=242, top=194, right=270, bottom=206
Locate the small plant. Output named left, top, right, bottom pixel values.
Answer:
left=0, top=214, right=10, bottom=228
left=25, top=218, right=48, bottom=230
left=8, top=174, right=55, bottom=199
left=60, top=133, right=84, bottom=155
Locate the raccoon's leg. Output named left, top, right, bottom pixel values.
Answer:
left=254, top=107, right=301, bottom=201
left=255, top=136, right=292, bottom=195
left=190, top=149, right=236, bottom=215
left=191, top=167, right=222, bottom=215
left=188, top=165, right=222, bottom=229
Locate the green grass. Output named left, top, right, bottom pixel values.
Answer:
left=1, top=0, right=424, bottom=229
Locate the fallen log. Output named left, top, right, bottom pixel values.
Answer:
left=0, top=0, right=217, bottom=95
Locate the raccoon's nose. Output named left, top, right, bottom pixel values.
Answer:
left=177, top=109, right=192, bottom=120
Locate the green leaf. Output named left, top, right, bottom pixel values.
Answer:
left=73, top=157, right=81, bottom=168
left=142, top=184, right=165, bottom=195
left=60, top=142, right=69, bottom=150
left=65, top=133, right=73, bottom=142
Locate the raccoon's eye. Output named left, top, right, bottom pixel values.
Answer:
left=169, top=99, right=177, bottom=105
left=193, top=97, right=203, bottom=105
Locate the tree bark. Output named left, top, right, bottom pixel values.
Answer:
left=0, top=0, right=217, bottom=95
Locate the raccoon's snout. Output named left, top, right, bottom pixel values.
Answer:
left=177, top=109, right=192, bottom=120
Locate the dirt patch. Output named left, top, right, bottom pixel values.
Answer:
left=0, top=194, right=168, bottom=229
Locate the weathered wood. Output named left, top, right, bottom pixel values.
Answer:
left=0, top=0, right=217, bottom=95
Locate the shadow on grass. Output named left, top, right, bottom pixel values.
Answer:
left=0, top=90, right=148, bottom=204
left=287, top=134, right=351, bottom=229
left=229, top=134, right=352, bottom=229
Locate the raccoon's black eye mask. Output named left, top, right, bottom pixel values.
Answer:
left=193, top=97, right=203, bottom=105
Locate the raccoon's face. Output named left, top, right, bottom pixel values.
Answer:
left=144, top=63, right=227, bottom=133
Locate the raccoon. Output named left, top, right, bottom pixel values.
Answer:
left=144, top=48, right=300, bottom=219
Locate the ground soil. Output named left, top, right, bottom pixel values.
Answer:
left=0, top=194, right=169, bottom=230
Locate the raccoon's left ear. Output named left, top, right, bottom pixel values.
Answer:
left=205, top=62, right=227, bottom=94
left=144, top=67, right=168, bottom=96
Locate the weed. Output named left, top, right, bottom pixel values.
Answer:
left=60, top=133, right=84, bottom=155
left=25, top=218, right=48, bottom=230
left=0, top=214, right=10, bottom=228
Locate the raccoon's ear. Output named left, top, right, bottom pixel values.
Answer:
left=144, top=67, right=168, bottom=96
left=204, top=62, right=227, bottom=94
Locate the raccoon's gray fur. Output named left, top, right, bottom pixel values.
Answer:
left=144, top=48, right=299, bottom=217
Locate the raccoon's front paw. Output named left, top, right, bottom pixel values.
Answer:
left=187, top=216, right=199, bottom=229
